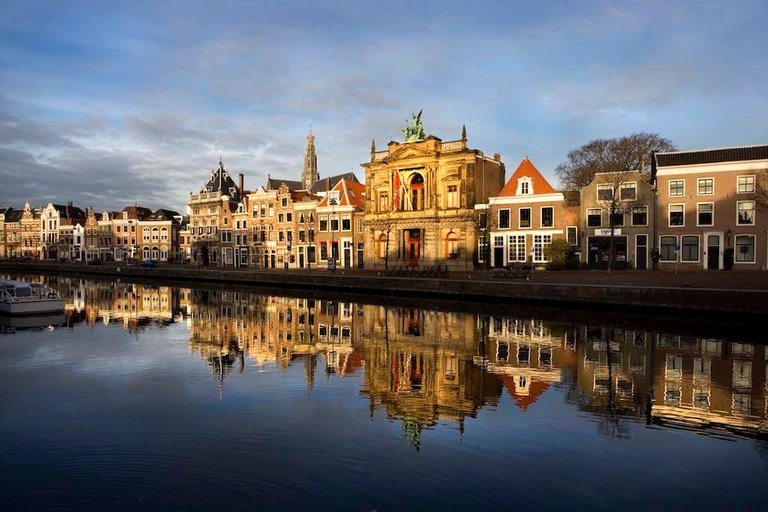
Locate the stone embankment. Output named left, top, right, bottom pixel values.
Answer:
left=1, top=262, right=766, bottom=315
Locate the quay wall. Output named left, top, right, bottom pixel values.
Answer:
left=1, top=262, right=766, bottom=315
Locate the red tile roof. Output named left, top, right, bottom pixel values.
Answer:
left=318, top=178, right=366, bottom=208
left=497, top=157, right=555, bottom=197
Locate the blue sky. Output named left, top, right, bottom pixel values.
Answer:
left=1, top=0, right=766, bottom=211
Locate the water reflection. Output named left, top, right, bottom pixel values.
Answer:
left=7, top=275, right=768, bottom=443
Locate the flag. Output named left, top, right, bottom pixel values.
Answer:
left=392, top=170, right=402, bottom=209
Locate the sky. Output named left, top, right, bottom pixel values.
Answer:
left=1, top=0, right=766, bottom=212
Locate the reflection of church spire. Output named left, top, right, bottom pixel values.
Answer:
left=302, top=129, right=319, bottom=189
left=305, top=354, right=317, bottom=390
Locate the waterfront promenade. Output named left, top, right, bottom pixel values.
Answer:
left=2, top=261, right=766, bottom=315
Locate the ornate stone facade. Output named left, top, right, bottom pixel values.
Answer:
left=362, top=126, right=505, bottom=269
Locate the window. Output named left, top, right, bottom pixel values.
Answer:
left=697, top=178, right=714, bottom=195
left=597, top=184, right=613, bottom=201
left=681, top=235, right=699, bottom=262
left=669, top=180, right=684, bottom=197
left=517, top=177, right=532, bottom=195
left=320, top=243, right=328, bottom=261
left=587, top=209, right=601, bottom=227
left=737, top=201, right=755, bottom=225
left=519, top=208, right=531, bottom=228
left=278, top=213, right=284, bottom=223
left=281, top=198, right=288, bottom=207
left=319, top=216, right=328, bottom=231
left=341, top=215, right=351, bottom=231
left=378, top=191, right=388, bottom=212
left=286, top=213, right=292, bottom=222
left=620, top=182, right=637, bottom=201
left=357, top=220, right=364, bottom=232
left=566, top=226, right=578, bottom=246
left=446, top=185, right=458, bottom=208
left=737, top=175, right=755, bottom=194
left=498, top=209, right=510, bottom=229
left=660, top=236, right=676, bottom=261
left=669, top=204, right=684, bottom=226
left=735, top=235, right=755, bottom=263
left=631, top=206, right=647, bottom=226
left=532, top=234, right=552, bottom=262
left=378, top=234, right=388, bottom=259
left=445, top=232, right=459, bottom=259
left=330, top=216, right=339, bottom=231
left=508, top=235, right=526, bottom=262
left=697, top=203, right=713, bottom=226
left=541, top=207, right=554, bottom=228
left=610, top=209, right=624, bottom=227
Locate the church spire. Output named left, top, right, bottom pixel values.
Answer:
left=301, top=129, right=319, bottom=189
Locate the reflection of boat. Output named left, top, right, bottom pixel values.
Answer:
left=0, top=313, right=65, bottom=331
left=0, top=280, right=65, bottom=315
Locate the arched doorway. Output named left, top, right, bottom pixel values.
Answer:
left=409, top=173, right=424, bottom=211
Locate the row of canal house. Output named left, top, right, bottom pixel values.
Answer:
left=481, top=145, right=767, bottom=270
left=184, top=120, right=766, bottom=271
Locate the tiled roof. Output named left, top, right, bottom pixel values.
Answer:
left=655, top=144, right=768, bottom=167
left=201, top=161, right=242, bottom=199
left=310, top=172, right=359, bottom=194
left=5, top=209, right=22, bottom=222
left=147, top=209, right=181, bottom=221
left=119, top=206, right=153, bottom=220
left=318, top=178, right=366, bottom=208
left=497, top=157, right=555, bottom=197
left=267, top=177, right=303, bottom=191
left=51, top=204, right=86, bottom=219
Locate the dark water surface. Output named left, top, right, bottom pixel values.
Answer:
left=1, top=275, right=766, bottom=511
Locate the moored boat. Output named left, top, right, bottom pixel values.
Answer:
left=0, top=280, right=65, bottom=315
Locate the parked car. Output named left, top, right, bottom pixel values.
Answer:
left=141, top=259, right=157, bottom=269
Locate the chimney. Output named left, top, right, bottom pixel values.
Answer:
left=239, top=173, right=244, bottom=194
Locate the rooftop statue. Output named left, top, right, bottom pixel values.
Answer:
left=402, top=110, right=426, bottom=142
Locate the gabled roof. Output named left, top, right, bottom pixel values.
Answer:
left=656, top=144, right=768, bottom=167
left=266, top=177, right=302, bottom=191
left=147, top=209, right=181, bottom=222
left=290, top=190, right=321, bottom=203
left=50, top=204, right=85, bottom=219
left=5, top=209, right=22, bottom=222
left=497, top=374, right=551, bottom=411
left=318, top=178, right=366, bottom=208
left=309, top=172, right=359, bottom=194
left=497, top=157, right=555, bottom=197
left=201, top=161, right=242, bottom=199
left=119, top=206, right=153, bottom=220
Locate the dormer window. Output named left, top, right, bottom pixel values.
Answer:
left=517, top=177, right=532, bottom=195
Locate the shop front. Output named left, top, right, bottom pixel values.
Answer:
left=587, top=230, right=628, bottom=270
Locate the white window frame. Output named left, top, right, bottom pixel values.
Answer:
left=668, top=204, right=685, bottom=227
left=680, top=235, right=700, bottom=263
left=736, top=200, right=755, bottom=226
left=587, top=208, right=602, bottom=228
left=597, top=184, right=613, bottom=201
left=697, top=177, right=714, bottom=196
left=498, top=209, right=511, bottom=230
left=696, top=202, right=714, bottom=227
left=669, top=179, right=685, bottom=197
left=540, top=206, right=554, bottom=228
left=736, top=175, right=755, bottom=194
left=734, top=234, right=756, bottom=264
left=620, top=182, right=637, bottom=201
left=519, top=207, right=532, bottom=229
left=630, top=206, right=648, bottom=226
left=566, top=226, right=578, bottom=246
left=508, top=234, right=526, bottom=262
left=659, top=235, right=677, bottom=262
left=532, top=234, right=552, bottom=263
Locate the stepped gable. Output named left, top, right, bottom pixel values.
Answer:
left=497, top=157, right=555, bottom=197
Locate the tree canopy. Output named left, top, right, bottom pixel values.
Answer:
left=555, top=133, right=676, bottom=191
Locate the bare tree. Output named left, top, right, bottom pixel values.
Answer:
left=755, top=173, right=768, bottom=212
left=557, top=133, right=675, bottom=191
left=593, top=171, right=646, bottom=273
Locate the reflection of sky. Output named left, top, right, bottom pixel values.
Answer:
left=1, top=317, right=767, bottom=510
left=2, top=1, right=767, bottom=211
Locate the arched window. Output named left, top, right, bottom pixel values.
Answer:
left=160, top=249, right=168, bottom=260
left=143, top=227, right=150, bottom=240
left=151, top=247, right=159, bottom=259
left=161, top=227, right=168, bottom=240
left=142, top=247, right=150, bottom=259
left=377, top=233, right=388, bottom=259
left=409, top=173, right=425, bottom=211
left=445, top=232, right=459, bottom=260
left=152, top=227, right=159, bottom=241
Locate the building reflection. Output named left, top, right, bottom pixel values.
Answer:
left=25, top=276, right=768, bottom=444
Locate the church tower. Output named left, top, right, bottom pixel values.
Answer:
left=301, top=130, right=319, bottom=189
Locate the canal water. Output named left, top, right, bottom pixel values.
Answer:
left=0, top=275, right=766, bottom=511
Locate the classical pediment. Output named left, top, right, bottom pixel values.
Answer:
left=384, top=144, right=437, bottom=162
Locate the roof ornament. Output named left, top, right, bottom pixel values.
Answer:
left=461, top=124, right=466, bottom=141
